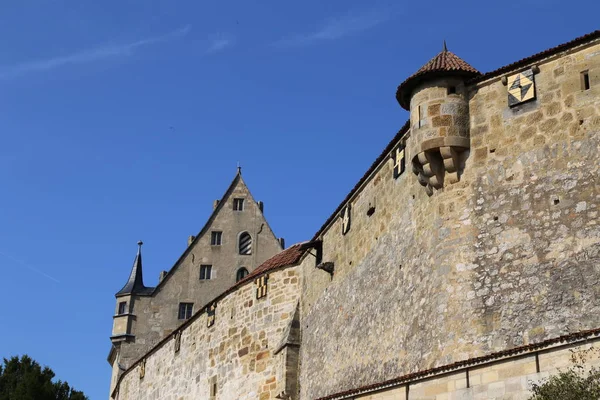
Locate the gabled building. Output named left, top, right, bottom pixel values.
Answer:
left=108, top=169, right=283, bottom=393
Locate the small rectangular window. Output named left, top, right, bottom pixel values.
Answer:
left=582, top=71, right=590, bottom=90
left=118, top=302, right=127, bottom=315
left=210, top=231, right=222, bottom=246
left=178, top=303, right=193, bottom=320
left=200, top=265, right=212, bottom=280
left=233, top=198, right=244, bottom=211
left=447, top=86, right=456, bottom=95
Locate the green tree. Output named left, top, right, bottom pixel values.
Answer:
left=0, top=355, right=88, bottom=400
left=529, top=347, right=600, bottom=400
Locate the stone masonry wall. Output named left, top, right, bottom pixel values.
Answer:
left=115, top=266, right=301, bottom=400
left=354, top=339, right=600, bottom=400
left=300, top=40, right=600, bottom=399
left=116, top=176, right=282, bottom=372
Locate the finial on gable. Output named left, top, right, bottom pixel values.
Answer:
left=443, top=40, right=447, bottom=52
left=137, top=240, right=143, bottom=248
left=237, top=162, right=242, bottom=175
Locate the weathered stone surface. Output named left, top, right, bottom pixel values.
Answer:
left=300, top=38, right=600, bottom=399
left=115, top=267, right=301, bottom=399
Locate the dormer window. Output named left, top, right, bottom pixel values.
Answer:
left=233, top=198, right=244, bottom=211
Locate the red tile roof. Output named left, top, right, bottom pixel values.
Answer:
left=396, top=49, right=481, bottom=109
left=235, top=241, right=317, bottom=286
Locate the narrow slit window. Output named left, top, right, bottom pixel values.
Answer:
left=582, top=71, right=590, bottom=90
left=200, top=265, right=212, bottom=280
left=178, top=303, right=193, bottom=320
left=417, top=105, right=422, bottom=128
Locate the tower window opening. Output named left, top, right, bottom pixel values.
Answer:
left=200, top=265, right=213, bottom=280
left=233, top=198, right=245, bottom=211
left=581, top=71, right=590, bottom=90
left=236, top=267, right=249, bottom=282
left=118, top=301, right=127, bottom=315
left=239, top=232, right=252, bottom=255
left=448, top=86, right=457, bottom=95
left=417, top=105, right=422, bottom=128
left=178, top=303, right=193, bottom=320
left=211, top=231, right=222, bottom=246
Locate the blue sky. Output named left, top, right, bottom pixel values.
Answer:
left=0, top=1, right=597, bottom=398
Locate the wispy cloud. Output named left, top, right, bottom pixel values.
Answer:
left=206, top=34, right=235, bottom=54
left=275, top=9, right=391, bottom=47
left=0, top=249, right=60, bottom=283
left=0, top=25, right=192, bottom=79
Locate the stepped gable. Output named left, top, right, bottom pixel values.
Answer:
left=396, top=46, right=480, bottom=109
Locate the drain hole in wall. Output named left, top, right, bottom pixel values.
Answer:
left=493, top=216, right=498, bottom=221
left=554, top=198, right=560, bottom=205
left=580, top=119, right=584, bottom=125
left=490, top=148, right=496, bottom=153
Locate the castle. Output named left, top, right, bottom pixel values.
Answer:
left=108, top=30, right=600, bottom=399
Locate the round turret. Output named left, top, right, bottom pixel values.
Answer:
left=397, top=44, right=480, bottom=196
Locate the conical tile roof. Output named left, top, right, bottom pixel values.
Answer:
left=396, top=46, right=480, bottom=110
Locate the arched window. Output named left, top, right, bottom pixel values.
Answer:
left=239, top=232, right=252, bottom=255
left=236, top=267, right=249, bottom=282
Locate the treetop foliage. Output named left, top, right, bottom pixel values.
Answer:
left=0, top=355, right=88, bottom=400
left=529, top=347, right=600, bottom=400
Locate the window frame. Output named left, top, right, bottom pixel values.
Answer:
left=238, top=232, right=252, bottom=255
left=118, top=301, right=127, bottom=315
left=236, top=267, right=249, bottom=282
left=200, top=264, right=213, bottom=280
left=210, top=231, right=222, bottom=246
left=233, top=198, right=245, bottom=211
left=178, top=302, right=194, bottom=320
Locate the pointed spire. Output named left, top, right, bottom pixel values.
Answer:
left=116, top=240, right=152, bottom=296
left=443, top=40, right=447, bottom=52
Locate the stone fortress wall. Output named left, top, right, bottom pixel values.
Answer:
left=300, top=34, right=600, bottom=399
left=114, top=261, right=303, bottom=400
left=109, top=31, right=600, bottom=400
